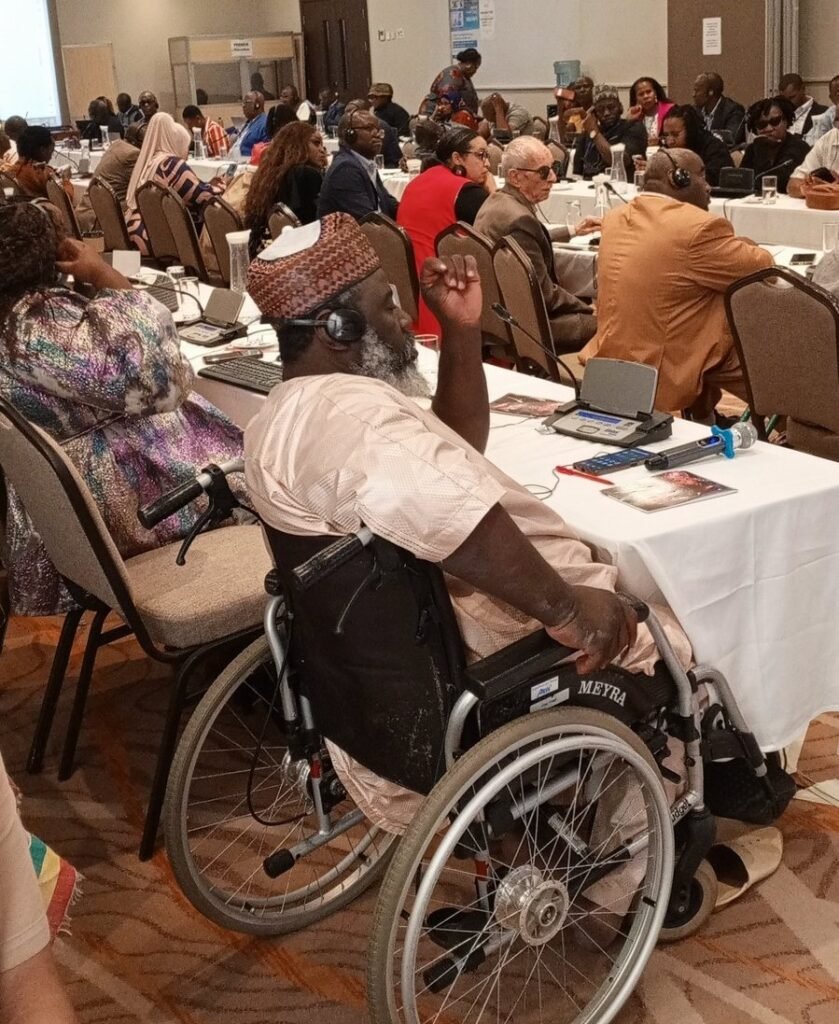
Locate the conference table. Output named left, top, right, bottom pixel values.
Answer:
left=168, top=284, right=839, bottom=754
left=380, top=173, right=839, bottom=251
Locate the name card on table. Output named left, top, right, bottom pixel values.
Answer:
left=230, top=39, right=254, bottom=58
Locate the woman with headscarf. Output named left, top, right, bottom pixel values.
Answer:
left=0, top=202, right=243, bottom=615
left=124, top=111, right=223, bottom=255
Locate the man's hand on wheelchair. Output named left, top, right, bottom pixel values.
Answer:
left=546, top=586, right=638, bottom=674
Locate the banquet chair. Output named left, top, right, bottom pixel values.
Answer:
left=401, top=140, right=416, bottom=159
left=726, top=266, right=839, bottom=460
left=202, top=196, right=243, bottom=287
left=0, top=170, right=20, bottom=195
left=548, top=141, right=570, bottom=178
left=435, top=221, right=514, bottom=360
left=136, top=180, right=178, bottom=265
left=492, top=236, right=583, bottom=386
left=359, top=212, right=420, bottom=321
left=268, top=201, right=301, bottom=239
left=88, top=178, right=132, bottom=251
left=0, top=398, right=269, bottom=859
left=531, top=115, right=548, bottom=141
left=45, top=178, right=83, bottom=241
left=486, top=142, right=504, bottom=174
left=161, top=188, right=212, bottom=282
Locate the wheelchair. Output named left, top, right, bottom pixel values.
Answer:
left=140, top=460, right=795, bottom=1024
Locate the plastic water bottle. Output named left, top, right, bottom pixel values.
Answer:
left=100, top=125, right=109, bottom=149
left=192, top=127, right=206, bottom=159
left=609, top=143, right=628, bottom=192
left=78, top=141, right=90, bottom=175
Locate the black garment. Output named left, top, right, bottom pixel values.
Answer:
left=247, top=164, right=324, bottom=257
left=375, top=100, right=411, bottom=138
left=379, top=119, right=404, bottom=168
left=740, top=134, right=811, bottom=194
left=695, top=129, right=734, bottom=186
left=573, top=119, right=647, bottom=178
left=317, top=145, right=399, bottom=221
left=81, top=115, right=124, bottom=141
left=702, top=96, right=746, bottom=146
left=454, top=182, right=489, bottom=223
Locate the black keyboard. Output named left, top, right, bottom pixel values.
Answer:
left=197, top=357, right=284, bottom=394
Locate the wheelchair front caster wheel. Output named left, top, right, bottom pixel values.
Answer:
left=658, top=858, right=717, bottom=943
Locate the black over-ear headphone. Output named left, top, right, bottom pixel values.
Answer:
left=281, top=308, right=367, bottom=343
left=345, top=110, right=360, bottom=143
left=662, top=149, right=692, bottom=190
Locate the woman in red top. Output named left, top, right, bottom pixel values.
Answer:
left=397, top=128, right=495, bottom=336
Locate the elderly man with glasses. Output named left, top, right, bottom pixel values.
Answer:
left=474, top=136, right=600, bottom=351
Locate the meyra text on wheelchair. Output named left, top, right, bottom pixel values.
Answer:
left=140, top=459, right=795, bottom=1024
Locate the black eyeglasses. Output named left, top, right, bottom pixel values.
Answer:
left=511, top=165, right=554, bottom=180
left=466, top=149, right=490, bottom=161
left=756, top=115, right=784, bottom=129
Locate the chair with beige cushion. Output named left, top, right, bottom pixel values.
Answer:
left=161, top=187, right=212, bottom=282
left=531, top=115, right=548, bottom=141
left=45, top=177, right=82, bottom=240
left=547, top=141, right=570, bottom=179
left=267, top=201, right=302, bottom=239
left=726, top=266, right=839, bottom=459
left=136, top=180, right=179, bottom=265
left=359, top=211, right=420, bottom=321
left=88, top=178, right=132, bottom=251
left=202, top=196, right=243, bottom=286
left=435, top=221, right=514, bottom=360
left=486, top=142, right=504, bottom=175
left=0, top=170, right=20, bottom=196
left=0, top=397, right=269, bottom=858
left=491, top=236, right=583, bottom=387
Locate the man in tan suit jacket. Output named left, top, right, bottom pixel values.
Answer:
left=580, top=148, right=774, bottom=420
left=474, top=136, right=599, bottom=351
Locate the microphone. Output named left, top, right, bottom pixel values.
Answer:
left=127, top=276, right=205, bottom=322
left=492, top=303, right=582, bottom=400
left=644, top=421, right=757, bottom=471
left=753, top=158, right=794, bottom=185
left=603, top=181, right=630, bottom=203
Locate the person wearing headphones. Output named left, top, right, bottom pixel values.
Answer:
left=579, top=148, right=774, bottom=423
left=244, top=212, right=692, bottom=834
left=317, top=109, right=399, bottom=221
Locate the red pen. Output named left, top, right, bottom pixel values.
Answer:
left=555, top=465, right=615, bottom=485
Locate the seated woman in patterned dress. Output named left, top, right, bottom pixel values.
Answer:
left=0, top=202, right=244, bottom=616
left=124, top=111, right=223, bottom=256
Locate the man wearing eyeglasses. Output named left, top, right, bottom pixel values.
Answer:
left=474, top=136, right=600, bottom=351
left=318, top=109, right=399, bottom=221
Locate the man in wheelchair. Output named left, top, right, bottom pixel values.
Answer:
left=157, top=213, right=796, bottom=1020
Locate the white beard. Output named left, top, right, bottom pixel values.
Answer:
left=356, top=328, right=431, bottom=398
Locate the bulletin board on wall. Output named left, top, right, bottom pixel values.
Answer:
left=667, top=0, right=768, bottom=110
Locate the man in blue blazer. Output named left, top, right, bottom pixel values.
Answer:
left=317, top=110, right=399, bottom=221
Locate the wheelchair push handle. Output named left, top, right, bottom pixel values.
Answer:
left=138, top=458, right=244, bottom=529
left=292, top=528, right=375, bottom=591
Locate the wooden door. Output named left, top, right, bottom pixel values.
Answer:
left=300, top=0, right=371, bottom=103
left=62, top=43, right=118, bottom=121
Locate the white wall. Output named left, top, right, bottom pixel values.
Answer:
left=367, top=0, right=669, bottom=115
left=55, top=0, right=300, bottom=114
left=799, top=0, right=839, bottom=102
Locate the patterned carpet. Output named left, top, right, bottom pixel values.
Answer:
left=2, top=611, right=839, bottom=1023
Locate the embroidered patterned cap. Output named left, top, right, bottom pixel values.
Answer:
left=247, top=213, right=381, bottom=319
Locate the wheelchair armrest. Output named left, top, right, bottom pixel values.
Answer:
left=463, top=631, right=577, bottom=704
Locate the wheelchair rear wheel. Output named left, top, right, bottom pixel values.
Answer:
left=368, top=707, right=673, bottom=1024
left=164, top=634, right=396, bottom=935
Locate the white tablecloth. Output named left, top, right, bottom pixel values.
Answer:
left=178, top=295, right=839, bottom=751
left=52, top=146, right=103, bottom=175
left=538, top=181, right=839, bottom=249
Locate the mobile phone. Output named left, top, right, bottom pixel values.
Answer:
left=789, top=253, right=816, bottom=265
left=572, top=448, right=654, bottom=475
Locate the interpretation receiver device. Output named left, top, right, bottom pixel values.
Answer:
left=544, top=359, right=673, bottom=447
